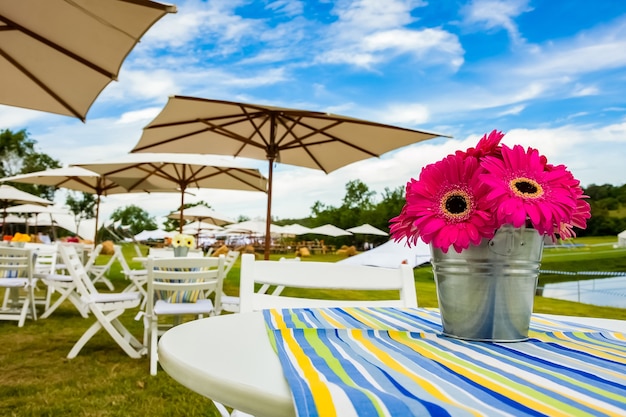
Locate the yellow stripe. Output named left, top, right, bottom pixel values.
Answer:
left=391, top=332, right=599, bottom=417
left=468, top=337, right=626, bottom=415
left=351, top=331, right=483, bottom=417
left=280, top=328, right=338, bottom=417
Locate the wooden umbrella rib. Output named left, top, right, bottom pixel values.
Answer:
left=0, top=15, right=117, bottom=79
left=282, top=115, right=380, bottom=158
left=0, top=49, right=84, bottom=121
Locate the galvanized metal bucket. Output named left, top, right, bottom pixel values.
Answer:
left=173, top=246, right=189, bottom=257
left=431, top=225, right=544, bottom=342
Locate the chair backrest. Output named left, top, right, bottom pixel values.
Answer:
left=222, top=250, right=240, bottom=278
left=32, top=244, right=58, bottom=277
left=146, top=255, right=226, bottom=312
left=0, top=246, right=32, bottom=280
left=83, top=244, right=103, bottom=270
left=239, top=253, right=417, bottom=313
left=58, top=244, right=98, bottom=298
left=114, top=245, right=130, bottom=272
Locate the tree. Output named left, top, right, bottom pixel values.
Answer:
left=341, top=180, right=375, bottom=211
left=65, top=192, right=97, bottom=233
left=0, top=128, right=61, bottom=200
left=110, top=205, right=157, bottom=235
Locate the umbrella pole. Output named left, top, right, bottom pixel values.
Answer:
left=264, top=158, right=275, bottom=260
left=94, top=194, right=101, bottom=244
left=179, top=188, right=185, bottom=234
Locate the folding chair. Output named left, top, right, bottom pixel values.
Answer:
left=84, top=244, right=116, bottom=291
left=58, top=244, right=144, bottom=359
left=40, top=245, right=89, bottom=319
left=1, top=243, right=55, bottom=311
left=239, top=253, right=417, bottom=313
left=144, top=255, right=226, bottom=375
left=115, top=245, right=148, bottom=305
left=31, top=244, right=59, bottom=311
left=211, top=250, right=240, bottom=314
left=0, top=246, right=37, bottom=327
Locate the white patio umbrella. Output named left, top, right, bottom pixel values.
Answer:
left=346, top=223, right=388, bottom=236
left=167, top=205, right=236, bottom=226
left=5, top=203, right=69, bottom=234
left=309, top=224, right=352, bottom=237
left=225, top=220, right=284, bottom=235
left=0, top=166, right=136, bottom=243
left=76, top=153, right=267, bottom=233
left=181, top=220, right=224, bottom=234
left=0, top=184, right=52, bottom=234
left=0, top=0, right=176, bottom=121
left=129, top=96, right=448, bottom=259
left=280, top=223, right=313, bottom=235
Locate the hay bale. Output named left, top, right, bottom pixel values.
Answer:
left=101, top=240, right=115, bottom=255
left=211, top=245, right=230, bottom=257
left=346, top=245, right=358, bottom=257
left=297, top=247, right=311, bottom=257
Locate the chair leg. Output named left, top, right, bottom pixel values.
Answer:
left=67, top=307, right=143, bottom=359
left=40, top=286, right=89, bottom=319
left=149, top=319, right=159, bottom=375
left=1, top=287, right=10, bottom=309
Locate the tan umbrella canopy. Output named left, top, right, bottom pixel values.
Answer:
left=0, top=166, right=133, bottom=242
left=76, top=153, right=267, bottom=233
left=346, top=223, right=389, bottom=236
left=168, top=206, right=235, bottom=226
left=130, top=96, right=448, bottom=258
left=0, top=0, right=176, bottom=121
left=0, top=184, right=53, bottom=235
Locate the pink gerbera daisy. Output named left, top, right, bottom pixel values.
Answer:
left=545, top=163, right=591, bottom=239
left=456, top=129, right=504, bottom=160
left=480, top=144, right=578, bottom=238
left=390, top=154, right=496, bottom=253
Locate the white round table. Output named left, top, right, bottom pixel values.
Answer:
left=158, top=311, right=625, bottom=417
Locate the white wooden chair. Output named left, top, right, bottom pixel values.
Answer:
left=239, top=253, right=417, bottom=313
left=114, top=245, right=148, bottom=304
left=219, top=255, right=300, bottom=314
left=40, top=245, right=90, bottom=319
left=144, top=255, right=226, bottom=375
left=84, top=244, right=116, bottom=291
left=58, top=244, right=144, bottom=359
left=212, top=250, right=240, bottom=314
left=1, top=243, right=56, bottom=311
left=0, top=246, right=37, bottom=327
left=31, top=244, right=59, bottom=311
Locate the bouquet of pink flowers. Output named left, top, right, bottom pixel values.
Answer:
left=390, top=130, right=591, bottom=253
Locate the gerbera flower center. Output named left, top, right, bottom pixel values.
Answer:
left=440, top=190, right=471, bottom=220
left=510, top=177, right=543, bottom=199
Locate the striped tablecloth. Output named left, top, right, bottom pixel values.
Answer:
left=263, top=307, right=626, bottom=417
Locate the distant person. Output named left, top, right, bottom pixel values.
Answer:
left=38, top=232, right=51, bottom=244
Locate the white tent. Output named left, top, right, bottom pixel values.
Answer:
left=135, top=229, right=174, bottom=241
left=618, top=230, right=626, bottom=248
left=337, top=239, right=431, bottom=268
left=346, top=224, right=388, bottom=236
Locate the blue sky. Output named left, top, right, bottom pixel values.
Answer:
left=2, top=0, right=626, bottom=226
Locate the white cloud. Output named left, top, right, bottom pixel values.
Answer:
left=380, top=103, right=430, bottom=125
left=460, top=0, right=532, bottom=44
left=315, top=0, right=463, bottom=69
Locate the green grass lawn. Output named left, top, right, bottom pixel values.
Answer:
left=1, top=238, right=624, bottom=416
